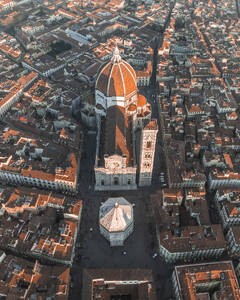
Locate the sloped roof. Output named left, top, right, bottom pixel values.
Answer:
left=95, top=47, right=137, bottom=97
left=99, top=197, right=133, bottom=232
left=104, top=106, right=127, bottom=157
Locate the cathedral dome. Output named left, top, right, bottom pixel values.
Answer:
left=95, top=46, right=137, bottom=98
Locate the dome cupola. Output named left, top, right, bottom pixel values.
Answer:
left=95, top=46, right=137, bottom=98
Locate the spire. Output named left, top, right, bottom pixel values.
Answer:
left=111, top=45, right=121, bottom=63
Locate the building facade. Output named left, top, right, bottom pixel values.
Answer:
left=214, top=190, right=240, bottom=229
left=226, top=226, right=240, bottom=255
left=82, top=269, right=157, bottom=300
left=94, top=47, right=158, bottom=191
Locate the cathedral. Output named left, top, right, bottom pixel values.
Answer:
left=94, top=46, right=158, bottom=191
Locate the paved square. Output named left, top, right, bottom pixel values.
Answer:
left=69, top=189, right=174, bottom=299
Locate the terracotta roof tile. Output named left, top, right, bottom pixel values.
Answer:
left=96, top=58, right=137, bottom=97
left=137, top=94, right=147, bottom=107
left=104, top=106, right=127, bottom=157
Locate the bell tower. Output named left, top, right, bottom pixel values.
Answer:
left=138, top=120, right=158, bottom=186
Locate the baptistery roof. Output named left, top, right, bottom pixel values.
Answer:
left=95, top=46, right=137, bottom=98
left=99, top=197, right=133, bottom=232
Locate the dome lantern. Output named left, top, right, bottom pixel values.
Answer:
left=111, top=45, right=121, bottom=63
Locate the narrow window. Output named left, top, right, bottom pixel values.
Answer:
left=145, top=153, right=151, bottom=159
left=147, top=141, right=152, bottom=148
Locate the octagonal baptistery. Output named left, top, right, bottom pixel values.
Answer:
left=99, top=197, right=134, bottom=247
left=95, top=46, right=138, bottom=114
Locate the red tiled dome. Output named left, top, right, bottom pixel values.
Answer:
left=137, top=94, right=147, bottom=107
left=95, top=47, right=137, bottom=98
left=128, top=103, right=137, bottom=111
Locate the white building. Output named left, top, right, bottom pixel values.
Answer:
left=99, top=197, right=134, bottom=247
left=94, top=47, right=158, bottom=191
left=0, top=72, right=38, bottom=119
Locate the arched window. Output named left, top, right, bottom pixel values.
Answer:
left=144, top=162, right=150, bottom=168
left=145, top=153, right=151, bottom=159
